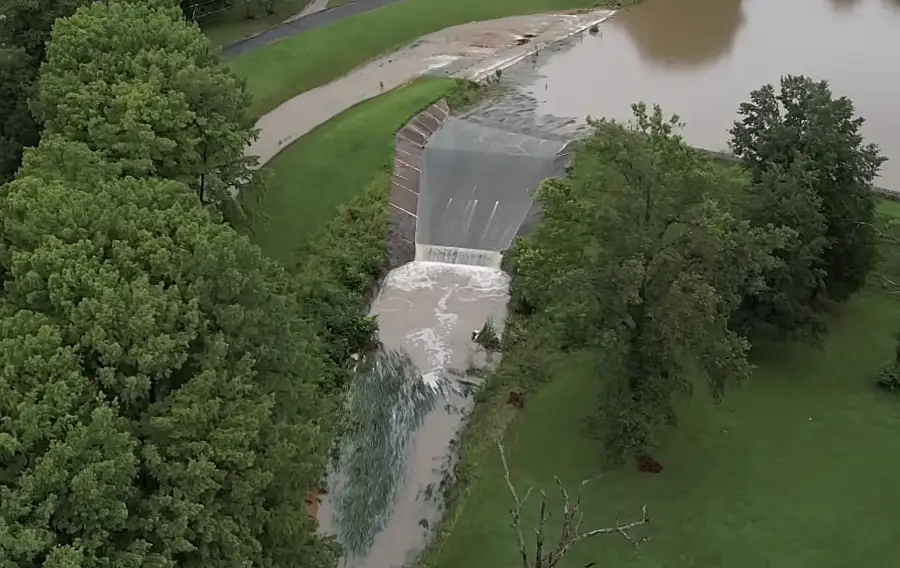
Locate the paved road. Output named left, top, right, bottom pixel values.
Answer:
left=221, top=0, right=406, bottom=59
left=285, top=0, right=330, bottom=22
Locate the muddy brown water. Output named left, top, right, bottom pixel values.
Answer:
left=296, top=2, right=900, bottom=566
left=319, top=263, right=509, bottom=568
left=525, top=0, right=900, bottom=188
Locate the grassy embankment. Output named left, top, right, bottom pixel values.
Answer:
left=200, top=0, right=311, bottom=46
left=416, top=201, right=900, bottom=568
left=228, top=0, right=638, bottom=117
left=246, top=76, right=457, bottom=264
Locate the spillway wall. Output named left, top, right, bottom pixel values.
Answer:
left=389, top=99, right=450, bottom=269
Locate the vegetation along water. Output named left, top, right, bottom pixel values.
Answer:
left=1, top=1, right=899, bottom=568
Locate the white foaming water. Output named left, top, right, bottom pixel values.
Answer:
left=325, top=261, right=511, bottom=568
left=405, top=327, right=452, bottom=388
left=424, top=54, right=462, bottom=71
left=383, top=260, right=509, bottom=292
left=415, top=244, right=503, bottom=269
left=375, top=261, right=510, bottom=388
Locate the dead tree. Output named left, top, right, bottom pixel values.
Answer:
left=498, top=441, right=649, bottom=568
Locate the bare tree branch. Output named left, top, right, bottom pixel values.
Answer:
left=498, top=440, right=650, bottom=568
left=499, top=440, right=532, bottom=568
left=858, top=221, right=900, bottom=244
left=859, top=221, right=900, bottom=292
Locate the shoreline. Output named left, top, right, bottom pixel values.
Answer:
left=246, top=9, right=616, bottom=167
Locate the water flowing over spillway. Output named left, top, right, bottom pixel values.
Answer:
left=319, top=75, right=577, bottom=568
left=318, top=261, right=509, bottom=568
left=415, top=244, right=503, bottom=268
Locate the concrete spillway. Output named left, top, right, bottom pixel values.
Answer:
left=415, top=118, right=572, bottom=265
left=323, top=115, right=574, bottom=568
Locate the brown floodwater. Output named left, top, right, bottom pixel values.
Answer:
left=528, top=0, right=900, bottom=188
left=318, top=262, right=509, bottom=568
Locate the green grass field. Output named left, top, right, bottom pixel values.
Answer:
left=200, top=0, right=311, bottom=47
left=426, top=204, right=900, bottom=568
left=228, top=0, right=630, bottom=116
left=247, top=77, right=457, bottom=264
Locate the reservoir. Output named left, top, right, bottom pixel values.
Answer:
left=528, top=0, right=900, bottom=188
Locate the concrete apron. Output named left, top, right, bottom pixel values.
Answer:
left=246, top=9, right=615, bottom=166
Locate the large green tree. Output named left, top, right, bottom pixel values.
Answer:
left=0, top=0, right=94, bottom=182
left=0, top=138, right=338, bottom=568
left=509, top=105, right=790, bottom=460
left=729, top=158, right=831, bottom=342
left=0, top=48, right=41, bottom=181
left=36, top=1, right=261, bottom=216
left=730, top=75, right=887, bottom=312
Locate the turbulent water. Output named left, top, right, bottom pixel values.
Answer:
left=322, top=350, right=453, bottom=562
left=415, top=244, right=503, bottom=268
left=319, top=262, right=510, bottom=568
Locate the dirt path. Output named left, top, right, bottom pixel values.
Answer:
left=248, top=10, right=614, bottom=165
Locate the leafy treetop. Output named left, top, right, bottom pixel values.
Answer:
left=0, top=138, right=339, bottom=568
left=36, top=1, right=261, bottom=215
left=508, top=104, right=791, bottom=459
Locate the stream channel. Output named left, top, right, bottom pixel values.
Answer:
left=309, top=1, right=900, bottom=567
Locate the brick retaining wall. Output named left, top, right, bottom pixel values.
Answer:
left=388, top=99, right=450, bottom=268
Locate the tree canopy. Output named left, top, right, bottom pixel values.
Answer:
left=0, top=137, right=339, bottom=567
left=36, top=1, right=261, bottom=215
left=0, top=3, right=343, bottom=566
left=729, top=75, right=886, bottom=341
left=508, top=105, right=791, bottom=459
left=0, top=0, right=95, bottom=182
left=506, top=77, right=890, bottom=460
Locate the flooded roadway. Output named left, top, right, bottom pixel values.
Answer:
left=522, top=0, right=900, bottom=188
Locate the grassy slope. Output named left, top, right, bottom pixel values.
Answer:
left=228, top=0, right=631, bottom=116
left=428, top=204, right=900, bottom=568
left=201, top=0, right=311, bottom=47
left=247, top=77, right=456, bottom=265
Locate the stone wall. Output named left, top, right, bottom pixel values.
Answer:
left=388, top=99, right=450, bottom=268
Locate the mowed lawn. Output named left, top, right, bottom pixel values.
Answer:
left=228, top=0, right=633, bottom=116
left=430, top=210, right=900, bottom=568
left=201, top=0, right=312, bottom=47
left=247, top=77, right=456, bottom=265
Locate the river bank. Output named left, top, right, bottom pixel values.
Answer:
left=227, top=0, right=635, bottom=116
left=236, top=2, right=900, bottom=567
left=246, top=10, right=614, bottom=165
left=239, top=11, right=622, bottom=568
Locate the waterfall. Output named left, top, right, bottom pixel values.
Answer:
left=415, top=244, right=503, bottom=268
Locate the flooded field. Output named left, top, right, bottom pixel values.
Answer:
left=519, top=0, right=900, bottom=188
left=319, top=262, right=509, bottom=568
